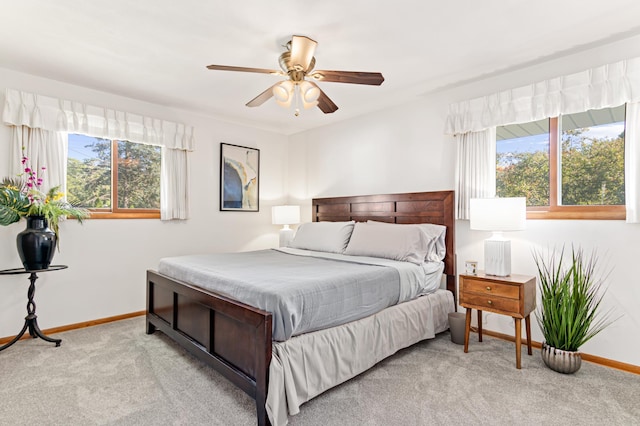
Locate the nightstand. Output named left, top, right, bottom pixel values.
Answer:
left=459, top=271, right=536, bottom=369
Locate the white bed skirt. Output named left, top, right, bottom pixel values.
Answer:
left=266, top=289, right=455, bottom=425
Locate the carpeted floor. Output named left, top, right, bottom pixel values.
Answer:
left=0, top=316, right=638, bottom=425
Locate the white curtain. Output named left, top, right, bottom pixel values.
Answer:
left=455, top=128, right=496, bottom=220
left=161, top=147, right=189, bottom=220
left=626, top=102, right=640, bottom=223
left=445, top=57, right=640, bottom=135
left=10, top=126, right=68, bottom=196
left=447, top=57, right=640, bottom=223
left=3, top=89, right=194, bottom=220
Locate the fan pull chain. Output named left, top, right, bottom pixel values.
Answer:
left=294, top=84, right=300, bottom=117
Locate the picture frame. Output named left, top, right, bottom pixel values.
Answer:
left=465, top=260, right=478, bottom=275
left=220, top=143, right=260, bottom=212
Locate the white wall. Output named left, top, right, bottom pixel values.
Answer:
left=287, top=94, right=455, bottom=220
left=0, top=68, right=289, bottom=338
left=288, top=35, right=640, bottom=366
left=4, top=33, right=640, bottom=367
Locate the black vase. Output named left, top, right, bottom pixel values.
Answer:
left=16, top=216, right=57, bottom=271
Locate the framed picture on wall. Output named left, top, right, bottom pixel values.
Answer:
left=220, top=143, right=260, bottom=212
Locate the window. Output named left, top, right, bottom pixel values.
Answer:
left=67, top=134, right=161, bottom=218
left=496, top=105, right=626, bottom=219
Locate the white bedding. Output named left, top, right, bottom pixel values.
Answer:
left=266, top=289, right=455, bottom=425
left=158, top=248, right=444, bottom=341
left=276, top=247, right=444, bottom=298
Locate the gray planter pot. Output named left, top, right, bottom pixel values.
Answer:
left=541, top=341, right=582, bottom=374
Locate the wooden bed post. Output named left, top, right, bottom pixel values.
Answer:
left=146, top=271, right=273, bottom=426
left=255, top=309, right=272, bottom=426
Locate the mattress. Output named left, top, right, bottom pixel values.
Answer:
left=158, top=248, right=444, bottom=341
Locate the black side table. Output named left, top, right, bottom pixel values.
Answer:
left=0, top=265, right=68, bottom=352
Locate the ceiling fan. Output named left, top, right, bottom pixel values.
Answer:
left=206, top=35, right=384, bottom=116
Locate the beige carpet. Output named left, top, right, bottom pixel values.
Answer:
left=0, top=316, right=638, bottom=425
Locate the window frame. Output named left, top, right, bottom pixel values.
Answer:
left=498, top=115, right=625, bottom=220
left=69, top=138, right=161, bottom=219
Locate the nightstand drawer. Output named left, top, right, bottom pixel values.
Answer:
left=463, top=279, right=520, bottom=299
left=460, top=293, right=521, bottom=316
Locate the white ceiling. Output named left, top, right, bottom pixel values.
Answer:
left=2, top=0, right=640, bottom=135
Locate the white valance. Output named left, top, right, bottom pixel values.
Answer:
left=3, top=89, right=194, bottom=151
left=445, top=57, right=640, bottom=135
left=3, top=88, right=193, bottom=220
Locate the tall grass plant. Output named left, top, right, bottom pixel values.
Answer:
left=533, top=246, right=617, bottom=352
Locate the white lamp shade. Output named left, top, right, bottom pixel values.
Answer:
left=470, top=197, right=525, bottom=276
left=272, top=205, right=300, bottom=225
left=469, top=197, right=526, bottom=231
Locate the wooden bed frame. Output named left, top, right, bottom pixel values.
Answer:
left=146, top=190, right=455, bottom=426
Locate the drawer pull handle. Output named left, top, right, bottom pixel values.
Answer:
left=487, top=300, right=493, bottom=305
left=486, top=286, right=491, bottom=291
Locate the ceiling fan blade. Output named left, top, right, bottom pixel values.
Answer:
left=308, top=82, right=338, bottom=114
left=290, top=35, right=317, bottom=72
left=246, top=84, right=277, bottom=107
left=310, top=70, right=384, bottom=86
left=206, top=64, right=283, bottom=76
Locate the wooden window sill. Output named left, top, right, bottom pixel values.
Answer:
left=87, top=211, right=161, bottom=219
left=526, top=206, right=625, bottom=220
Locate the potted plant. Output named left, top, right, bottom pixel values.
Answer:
left=0, top=151, right=89, bottom=270
left=533, top=246, right=617, bottom=374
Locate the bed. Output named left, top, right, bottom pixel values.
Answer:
left=146, top=190, right=456, bottom=425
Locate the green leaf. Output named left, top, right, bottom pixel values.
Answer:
left=534, top=245, right=619, bottom=351
left=0, top=185, right=30, bottom=225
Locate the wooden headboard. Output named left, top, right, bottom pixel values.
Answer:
left=312, top=190, right=456, bottom=298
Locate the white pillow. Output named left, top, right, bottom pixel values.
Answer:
left=344, top=222, right=431, bottom=264
left=289, top=221, right=355, bottom=253
left=367, top=221, right=446, bottom=261
left=419, top=223, right=447, bottom=261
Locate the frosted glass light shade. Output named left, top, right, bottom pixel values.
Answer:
left=273, top=81, right=294, bottom=108
left=273, top=80, right=319, bottom=111
left=469, top=197, right=526, bottom=276
left=300, top=81, right=320, bottom=109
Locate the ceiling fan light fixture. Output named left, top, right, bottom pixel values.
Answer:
left=273, top=80, right=294, bottom=107
left=300, top=81, right=320, bottom=109
left=290, top=35, right=317, bottom=72
left=302, top=99, right=319, bottom=110
left=206, top=35, right=380, bottom=115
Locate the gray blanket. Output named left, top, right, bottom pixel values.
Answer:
left=158, top=249, right=412, bottom=341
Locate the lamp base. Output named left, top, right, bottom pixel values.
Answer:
left=484, top=239, right=511, bottom=276
left=279, top=227, right=294, bottom=248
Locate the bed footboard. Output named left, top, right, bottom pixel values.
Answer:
left=146, top=270, right=272, bottom=426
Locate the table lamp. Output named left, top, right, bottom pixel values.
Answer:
left=272, top=205, right=300, bottom=247
left=469, top=197, right=526, bottom=276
